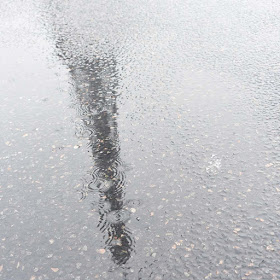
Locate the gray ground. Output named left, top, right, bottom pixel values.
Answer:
left=1, top=0, right=280, bottom=279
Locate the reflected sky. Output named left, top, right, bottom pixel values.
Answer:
left=1, top=0, right=280, bottom=279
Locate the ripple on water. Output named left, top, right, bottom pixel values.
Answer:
left=106, top=209, right=131, bottom=224
left=124, top=199, right=143, bottom=207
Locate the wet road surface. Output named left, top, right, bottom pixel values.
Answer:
left=1, top=0, right=280, bottom=279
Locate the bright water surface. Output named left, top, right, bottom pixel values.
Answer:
left=1, top=0, right=280, bottom=279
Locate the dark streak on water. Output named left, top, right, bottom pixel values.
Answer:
left=56, top=45, right=135, bottom=265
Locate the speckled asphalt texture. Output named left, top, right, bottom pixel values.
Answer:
left=1, top=0, right=280, bottom=279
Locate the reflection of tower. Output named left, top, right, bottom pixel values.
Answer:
left=56, top=42, right=134, bottom=265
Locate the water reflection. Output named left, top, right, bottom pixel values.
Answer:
left=56, top=44, right=134, bottom=265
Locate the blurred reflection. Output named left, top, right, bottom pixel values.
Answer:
left=56, top=42, right=134, bottom=265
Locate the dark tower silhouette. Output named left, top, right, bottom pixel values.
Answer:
left=55, top=40, right=134, bottom=265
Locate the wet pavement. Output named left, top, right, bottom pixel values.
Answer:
left=1, top=0, right=280, bottom=279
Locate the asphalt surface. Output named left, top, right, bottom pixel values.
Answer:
left=1, top=0, right=280, bottom=279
